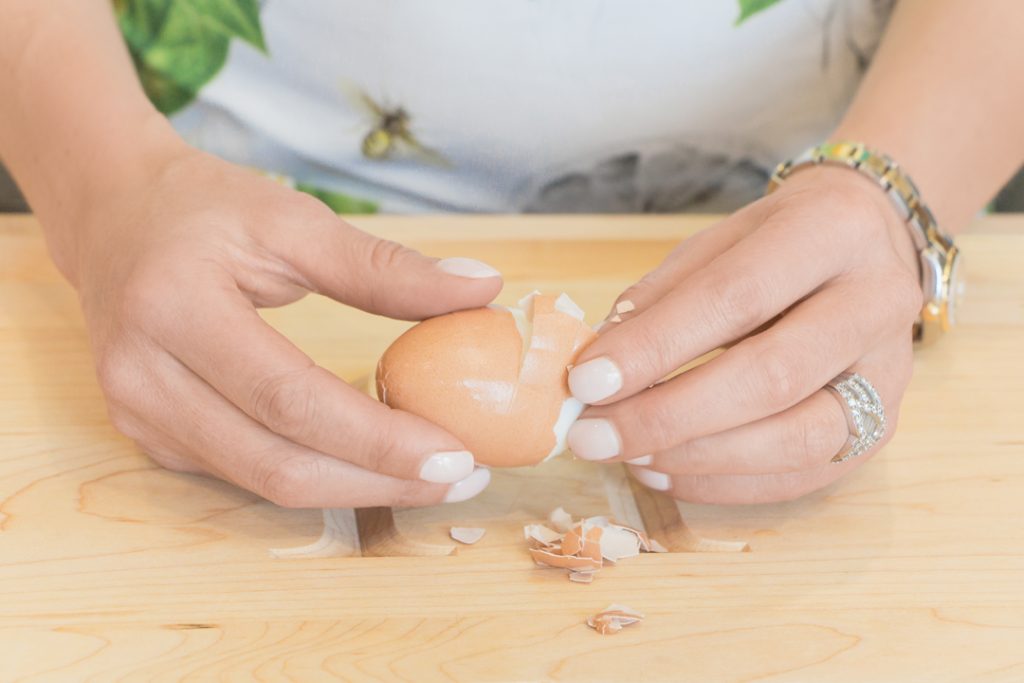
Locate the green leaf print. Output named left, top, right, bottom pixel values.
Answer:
left=114, top=0, right=266, bottom=114
left=179, top=0, right=266, bottom=52
left=295, top=183, right=380, bottom=214
left=735, top=0, right=784, bottom=25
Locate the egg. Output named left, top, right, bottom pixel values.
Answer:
left=376, top=292, right=596, bottom=467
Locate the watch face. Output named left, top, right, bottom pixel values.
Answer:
left=946, top=249, right=965, bottom=328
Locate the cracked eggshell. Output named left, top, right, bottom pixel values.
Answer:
left=376, top=292, right=596, bottom=468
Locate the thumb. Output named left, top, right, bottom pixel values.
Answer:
left=271, top=209, right=503, bottom=320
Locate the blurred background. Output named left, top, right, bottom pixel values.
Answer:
left=3, top=159, right=1022, bottom=214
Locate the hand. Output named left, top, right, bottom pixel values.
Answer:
left=566, top=166, right=922, bottom=504
left=65, top=144, right=502, bottom=507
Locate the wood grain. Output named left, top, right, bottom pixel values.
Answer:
left=2, top=213, right=1024, bottom=682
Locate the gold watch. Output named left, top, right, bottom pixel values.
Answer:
left=766, top=141, right=963, bottom=345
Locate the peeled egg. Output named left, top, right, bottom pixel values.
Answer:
left=376, top=292, right=596, bottom=467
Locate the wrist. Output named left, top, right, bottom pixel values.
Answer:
left=40, top=113, right=191, bottom=287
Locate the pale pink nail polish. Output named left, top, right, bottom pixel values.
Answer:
left=444, top=468, right=491, bottom=503
left=420, top=450, right=475, bottom=484
left=631, top=467, right=671, bottom=491
left=568, top=356, right=623, bottom=404
left=567, top=418, right=621, bottom=461
left=437, top=257, right=501, bottom=279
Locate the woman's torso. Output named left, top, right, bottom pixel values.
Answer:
left=171, top=0, right=895, bottom=213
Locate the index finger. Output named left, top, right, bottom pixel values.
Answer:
left=153, top=274, right=478, bottom=484
left=568, top=208, right=851, bottom=406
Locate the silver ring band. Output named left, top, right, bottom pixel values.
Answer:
left=824, top=372, right=886, bottom=464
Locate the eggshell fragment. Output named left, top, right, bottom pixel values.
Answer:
left=529, top=547, right=602, bottom=571
left=548, top=507, right=574, bottom=533
left=587, top=604, right=644, bottom=635
left=449, top=527, right=486, bottom=545
left=568, top=570, right=596, bottom=584
left=376, top=292, right=596, bottom=468
left=524, top=523, right=563, bottom=548
left=523, top=508, right=668, bottom=581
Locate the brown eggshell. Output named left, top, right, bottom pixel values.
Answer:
left=376, top=293, right=595, bottom=467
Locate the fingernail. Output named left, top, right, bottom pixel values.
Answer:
left=631, top=467, right=671, bottom=491
left=420, top=450, right=475, bottom=484
left=437, top=257, right=501, bottom=279
left=627, top=454, right=653, bottom=466
left=567, top=418, right=621, bottom=461
left=444, top=467, right=491, bottom=503
left=568, top=356, right=623, bottom=403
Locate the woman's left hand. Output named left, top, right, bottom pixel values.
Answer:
left=566, top=166, right=923, bottom=504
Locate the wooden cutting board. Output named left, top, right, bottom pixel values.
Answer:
left=2, top=213, right=1023, bottom=682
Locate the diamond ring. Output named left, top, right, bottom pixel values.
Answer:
left=824, top=372, right=886, bottom=464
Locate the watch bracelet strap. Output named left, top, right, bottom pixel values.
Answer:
left=765, top=141, right=957, bottom=344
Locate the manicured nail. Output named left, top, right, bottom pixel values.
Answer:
left=627, top=454, right=653, bottom=466
left=567, top=418, right=621, bottom=461
left=568, top=356, right=623, bottom=404
left=420, top=450, right=475, bottom=484
left=631, top=467, right=671, bottom=491
left=437, top=257, right=501, bottom=279
left=444, top=467, right=491, bottom=503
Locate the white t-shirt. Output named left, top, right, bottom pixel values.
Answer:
left=171, top=0, right=895, bottom=213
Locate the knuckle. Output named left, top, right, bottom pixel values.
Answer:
left=705, top=274, right=770, bottom=333
left=367, top=238, right=413, bottom=276
left=390, top=479, right=434, bottom=508
left=256, top=456, right=317, bottom=508
left=360, top=413, right=403, bottom=474
left=633, top=400, right=683, bottom=454
left=891, top=272, right=925, bottom=325
left=289, top=191, right=337, bottom=222
left=142, top=445, right=195, bottom=473
left=249, top=368, right=319, bottom=439
left=789, top=412, right=842, bottom=468
left=750, top=344, right=804, bottom=410
left=625, top=323, right=677, bottom=383
left=356, top=238, right=418, bottom=311
left=96, top=350, right=140, bottom=404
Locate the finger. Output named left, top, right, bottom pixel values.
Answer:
left=150, top=274, right=481, bottom=484
left=258, top=199, right=502, bottom=320
left=137, top=439, right=209, bottom=475
left=596, top=202, right=768, bottom=329
left=108, top=404, right=209, bottom=475
left=568, top=274, right=920, bottom=461
left=126, top=349, right=491, bottom=508
left=629, top=457, right=865, bottom=505
left=569, top=205, right=860, bottom=405
left=645, top=338, right=912, bottom=475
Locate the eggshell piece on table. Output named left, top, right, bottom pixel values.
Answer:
left=376, top=292, right=596, bottom=468
left=523, top=508, right=668, bottom=582
left=449, top=527, right=486, bottom=545
left=587, top=604, right=644, bottom=635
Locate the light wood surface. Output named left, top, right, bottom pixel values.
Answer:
left=2, top=213, right=1023, bottom=682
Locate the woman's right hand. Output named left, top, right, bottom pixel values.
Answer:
left=62, top=142, right=502, bottom=508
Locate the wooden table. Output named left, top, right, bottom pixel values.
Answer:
left=2, top=213, right=1023, bottom=682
